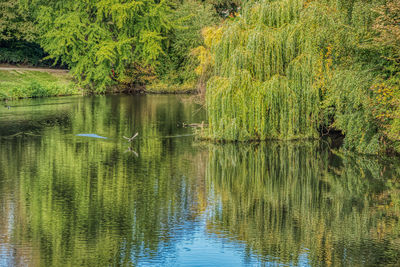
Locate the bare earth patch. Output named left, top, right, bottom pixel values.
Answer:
left=0, top=65, right=69, bottom=74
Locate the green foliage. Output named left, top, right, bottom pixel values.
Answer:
left=0, top=0, right=46, bottom=66
left=0, top=41, right=50, bottom=66
left=1, top=0, right=399, bottom=155
left=373, top=0, right=400, bottom=64
left=205, top=0, right=338, bottom=141
left=155, top=0, right=219, bottom=87
left=322, top=0, right=400, bottom=154
left=323, top=68, right=381, bottom=154
left=0, top=0, right=36, bottom=42
left=204, top=0, right=400, bottom=154
left=205, top=0, right=241, bottom=17
left=0, top=0, right=220, bottom=92
left=146, top=80, right=197, bottom=93
left=367, top=0, right=400, bottom=151
left=0, top=0, right=222, bottom=91
left=26, top=0, right=174, bottom=92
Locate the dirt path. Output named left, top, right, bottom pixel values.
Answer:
left=0, top=66, right=69, bottom=73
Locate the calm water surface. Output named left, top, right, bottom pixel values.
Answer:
left=0, top=95, right=400, bottom=266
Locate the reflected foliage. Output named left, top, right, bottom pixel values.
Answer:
left=1, top=96, right=400, bottom=266
left=0, top=95, right=206, bottom=266
left=206, top=143, right=400, bottom=266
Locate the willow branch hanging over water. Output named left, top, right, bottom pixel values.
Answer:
left=203, top=0, right=400, bottom=155
left=204, top=0, right=337, bottom=141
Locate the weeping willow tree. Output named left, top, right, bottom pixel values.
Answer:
left=205, top=0, right=341, bottom=141
left=204, top=0, right=400, bottom=154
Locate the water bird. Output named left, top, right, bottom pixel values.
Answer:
left=125, top=147, right=139, bottom=157
left=123, top=132, right=139, bottom=142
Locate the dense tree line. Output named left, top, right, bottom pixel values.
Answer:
left=0, top=0, right=222, bottom=90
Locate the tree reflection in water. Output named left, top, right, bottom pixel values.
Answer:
left=206, top=142, right=400, bottom=266
left=0, top=96, right=399, bottom=266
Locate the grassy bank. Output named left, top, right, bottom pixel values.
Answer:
left=0, top=68, right=197, bottom=101
left=0, top=69, right=79, bottom=100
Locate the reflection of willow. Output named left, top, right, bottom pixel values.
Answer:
left=206, top=143, right=400, bottom=266
left=0, top=95, right=206, bottom=266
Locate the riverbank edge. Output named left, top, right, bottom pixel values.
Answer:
left=114, top=80, right=199, bottom=95
left=0, top=68, right=80, bottom=101
left=1, top=86, right=199, bottom=101
left=0, top=67, right=200, bottom=101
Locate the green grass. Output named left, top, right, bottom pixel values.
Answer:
left=0, top=69, right=80, bottom=100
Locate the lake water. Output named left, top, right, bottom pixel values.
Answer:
left=0, top=95, right=400, bottom=266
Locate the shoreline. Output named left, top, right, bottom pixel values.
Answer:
left=0, top=67, right=199, bottom=101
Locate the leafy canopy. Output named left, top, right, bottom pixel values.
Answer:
left=25, top=0, right=174, bottom=91
left=0, top=0, right=36, bottom=42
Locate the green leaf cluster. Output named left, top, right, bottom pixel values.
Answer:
left=205, top=0, right=335, bottom=141
left=154, top=0, right=219, bottom=87
left=0, top=0, right=36, bottom=42
left=22, top=0, right=175, bottom=92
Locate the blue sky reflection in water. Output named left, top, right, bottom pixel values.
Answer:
left=0, top=95, right=400, bottom=266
